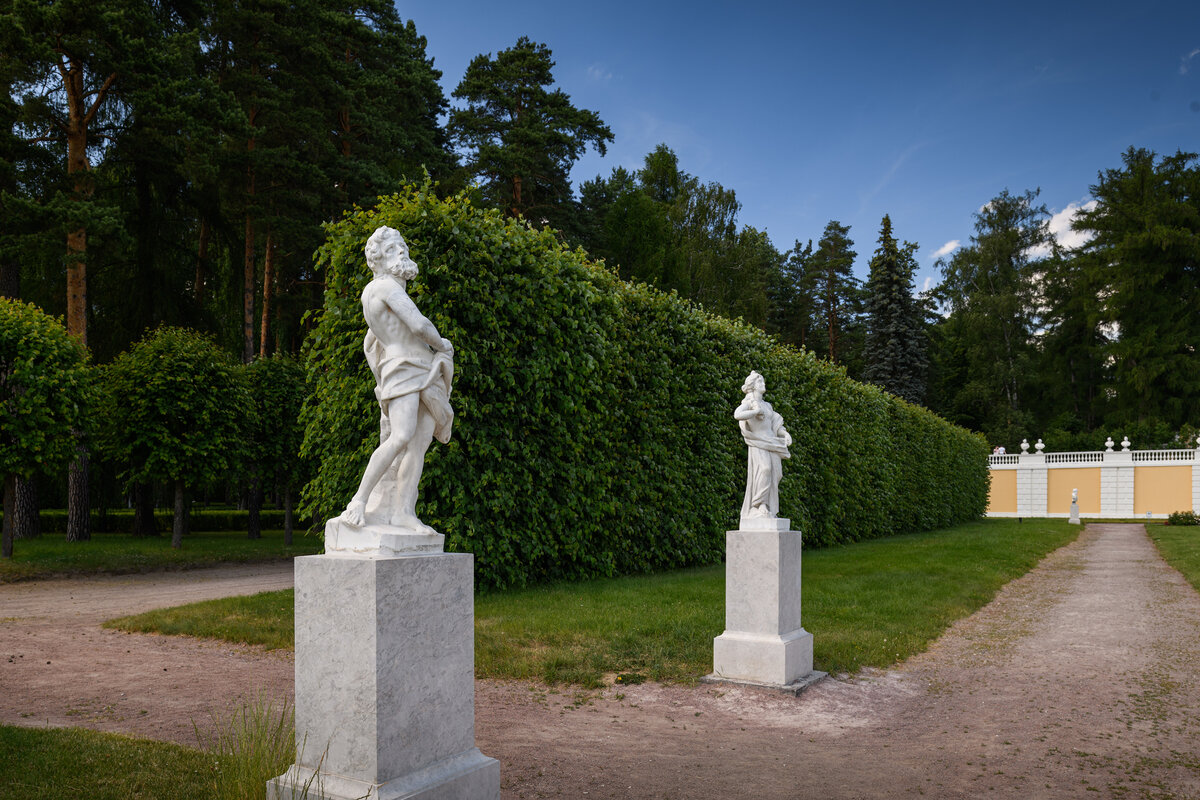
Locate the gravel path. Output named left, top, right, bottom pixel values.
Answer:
left=3, top=524, right=1199, bottom=799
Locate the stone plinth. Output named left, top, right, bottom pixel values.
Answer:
left=709, top=525, right=822, bottom=690
left=323, top=518, right=443, bottom=556
left=267, top=553, right=499, bottom=800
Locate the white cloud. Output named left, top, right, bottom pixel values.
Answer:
left=1047, top=199, right=1098, bottom=252
left=1023, top=199, right=1097, bottom=258
left=1181, top=48, right=1200, bottom=75
left=922, top=276, right=934, bottom=293
left=931, top=240, right=960, bottom=259
left=587, top=64, right=612, bottom=83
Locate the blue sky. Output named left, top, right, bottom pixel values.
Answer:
left=397, top=0, right=1200, bottom=292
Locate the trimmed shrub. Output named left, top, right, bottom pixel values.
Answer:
left=301, top=182, right=989, bottom=589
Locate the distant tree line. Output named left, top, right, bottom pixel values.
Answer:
left=930, top=149, right=1200, bottom=451
left=1, top=4, right=1196, bottom=541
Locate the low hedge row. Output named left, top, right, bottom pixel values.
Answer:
left=301, top=182, right=989, bottom=589
left=4, top=509, right=306, bottom=534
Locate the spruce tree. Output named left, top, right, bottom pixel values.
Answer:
left=862, top=215, right=927, bottom=404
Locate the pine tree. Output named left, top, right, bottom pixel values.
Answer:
left=449, top=37, right=613, bottom=226
left=862, top=215, right=927, bottom=404
left=809, top=221, right=859, bottom=366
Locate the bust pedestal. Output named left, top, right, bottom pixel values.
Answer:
left=267, top=546, right=499, bottom=800
left=707, top=520, right=825, bottom=692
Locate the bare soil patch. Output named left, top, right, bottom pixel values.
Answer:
left=3, top=524, right=1199, bottom=799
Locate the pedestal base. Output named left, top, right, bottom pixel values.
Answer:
left=267, top=747, right=499, bottom=800
left=712, top=628, right=814, bottom=686
left=713, top=527, right=816, bottom=687
left=268, top=553, right=499, bottom=800
left=700, top=668, right=827, bottom=696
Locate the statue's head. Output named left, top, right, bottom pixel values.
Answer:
left=741, top=370, right=765, bottom=395
left=365, top=226, right=418, bottom=281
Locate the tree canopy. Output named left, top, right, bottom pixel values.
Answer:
left=0, top=298, right=88, bottom=556
left=94, top=326, right=249, bottom=547
left=450, top=36, right=612, bottom=228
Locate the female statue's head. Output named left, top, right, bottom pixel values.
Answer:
left=741, top=370, right=765, bottom=395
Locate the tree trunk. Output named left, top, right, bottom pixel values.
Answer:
left=247, top=479, right=262, bottom=540
left=13, top=477, right=39, bottom=539
left=511, top=174, right=523, bottom=217
left=2, top=474, right=14, bottom=558
left=243, top=126, right=257, bottom=364
left=133, top=481, right=159, bottom=537
left=283, top=486, right=294, bottom=546
left=259, top=231, right=274, bottom=358
left=172, top=479, right=186, bottom=549
left=66, top=441, right=90, bottom=542
left=195, top=216, right=210, bottom=303
left=60, top=61, right=107, bottom=547
left=0, top=260, right=19, bottom=299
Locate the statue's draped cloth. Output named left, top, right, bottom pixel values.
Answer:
left=739, top=410, right=789, bottom=518
left=365, top=331, right=454, bottom=443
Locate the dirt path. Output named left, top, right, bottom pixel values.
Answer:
left=3, top=524, right=1200, bottom=799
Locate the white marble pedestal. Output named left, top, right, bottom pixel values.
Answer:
left=706, top=522, right=825, bottom=692
left=267, top=553, right=499, bottom=800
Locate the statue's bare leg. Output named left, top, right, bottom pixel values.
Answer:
left=342, top=394, right=420, bottom=526
left=391, top=409, right=436, bottom=532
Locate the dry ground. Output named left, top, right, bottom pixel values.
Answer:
left=2, top=523, right=1199, bottom=799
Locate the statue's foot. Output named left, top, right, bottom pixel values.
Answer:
left=340, top=500, right=366, bottom=527
left=393, top=513, right=436, bottom=536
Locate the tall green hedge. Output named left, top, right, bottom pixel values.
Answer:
left=301, top=182, right=989, bottom=589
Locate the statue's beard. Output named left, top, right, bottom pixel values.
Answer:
left=385, top=258, right=418, bottom=281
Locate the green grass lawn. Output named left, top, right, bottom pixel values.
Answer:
left=0, top=725, right=215, bottom=800
left=1147, top=523, right=1200, bottom=593
left=109, top=518, right=1080, bottom=685
left=0, top=529, right=322, bottom=583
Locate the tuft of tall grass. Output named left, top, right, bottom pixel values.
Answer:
left=195, top=695, right=305, bottom=800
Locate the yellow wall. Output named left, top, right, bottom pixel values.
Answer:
left=988, top=470, right=1018, bottom=513
left=1134, top=466, right=1193, bottom=515
left=1047, top=468, right=1101, bottom=514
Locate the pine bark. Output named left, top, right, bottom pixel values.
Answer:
left=259, top=232, right=274, bottom=357
left=195, top=217, right=210, bottom=303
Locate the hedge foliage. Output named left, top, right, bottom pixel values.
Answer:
left=301, top=181, right=989, bottom=589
